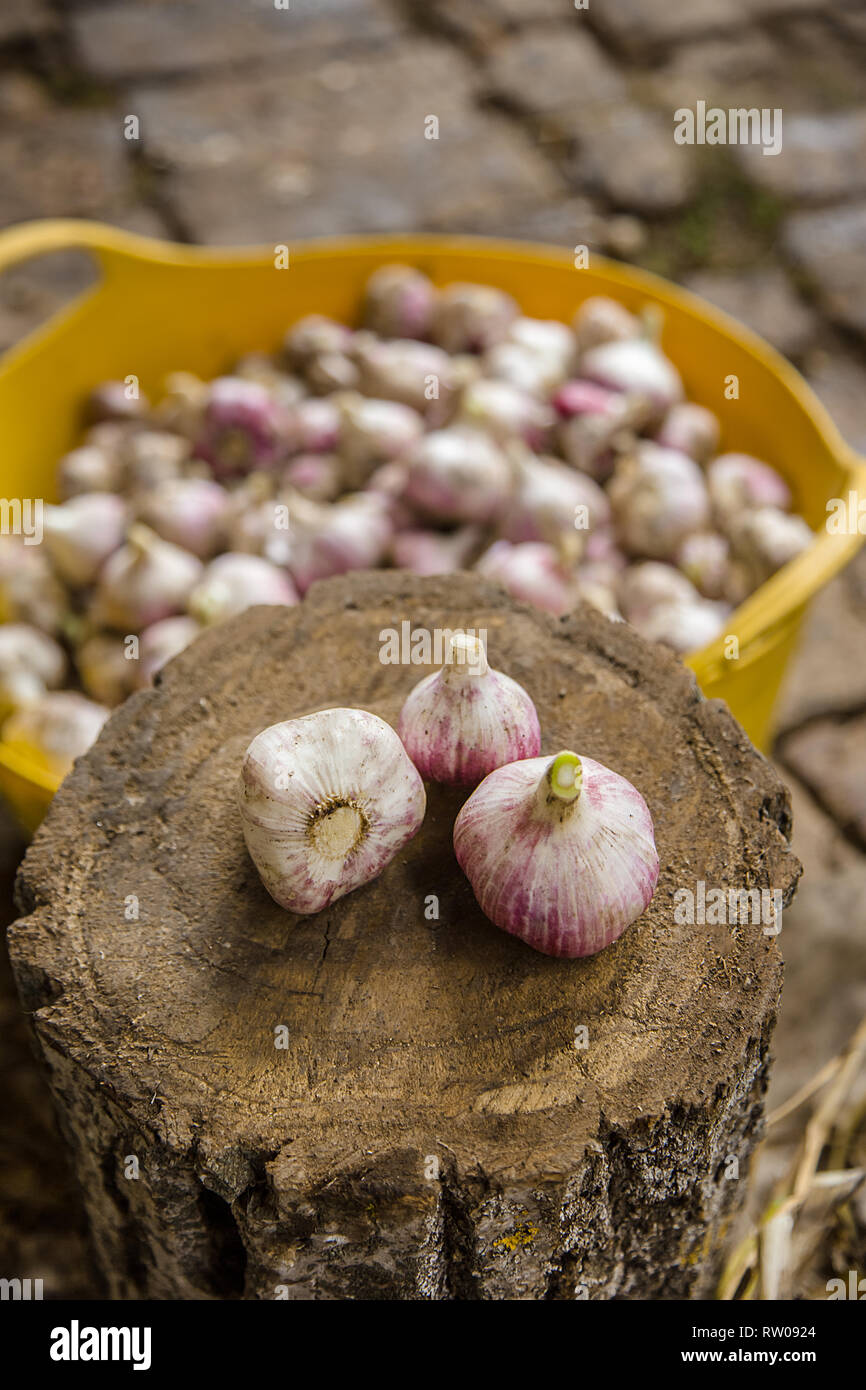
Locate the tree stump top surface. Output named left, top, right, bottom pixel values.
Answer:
left=9, top=573, right=799, bottom=1198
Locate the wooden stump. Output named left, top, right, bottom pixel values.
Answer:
left=7, top=573, right=800, bottom=1300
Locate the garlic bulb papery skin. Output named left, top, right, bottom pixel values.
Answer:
left=476, top=540, right=581, bottom=617
left=458, top=378, right=554, bottom=450
left=237, top=707, right=426, bottom=914
left=402, top=427, right=511, bottom=524
left=397, top=632, right=541, bottom=786
left=432, top=283, right=518, bottom=354
left=195, top=377, right=290, bottom=479
left=86, top=380, right=149, bottom=425
left=609, top=444, right=711, bottom=559
left=707, top=453, right=792, bottom=527
left=136, top=477, right=230, bottom=559
left=655, top=402, right=720, bottom=463
left=355, top=339, right=454, bottom=419
left=58, top=445, right=123, bottom=498
left=2, top=691, right=109, bottom=783
left=96, top=524, right=204, bottom=631
left=573, top=296, right=639, bottom=354
left=555, top=384, right=649, bottom=481
left=580, top=337, right=684, bottom=415
left=454, top=750, right=659, bottom=958
left=76, top=632, right=135, bottom=706
left=0, top=624, right=66, bottom=715
left=0, top=537, right=67, bottom=635
left=287, top=492, right=393, bottom=594
left=188, top=552, right=298, bottom=625
left=293, top=397, right=341, bottom=453
left=338, top=395, right=423, bottom=489
left=282, top=452, right=343, bottom=503
left=42, top=493, right=128, bottom=587
left=730, top=507, right=813, bottom=584
left=632, top=599, right=730, bottom=654
left=675, top=532, right=731, bottom=600
left=390, top=526, right=481, bottom=576
left=121, top=429, right=190, bottom=491
left=363, top=263, right=437, bottom=341
left=283, top=314, right=354, bottom=369
left=500, top=452, right=609, bottom=546
left=617, top=562, right=700, bottom=625
left=137, top=615, right=201, bottom=686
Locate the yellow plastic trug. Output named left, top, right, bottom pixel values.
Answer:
left=0, top=219, right=864, bottom=831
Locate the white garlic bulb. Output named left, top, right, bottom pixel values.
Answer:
left=76, top=632, right=135, bottom=706
left=476, top=540, right=582, bottom=617
left=43, top=492, right=128, bottom=587
left=454, top=750, right=659, bottom=958
left=96, top=524, right=203, bottom=630
left=402, top=426, right=511, bottom=524
left=397, top=633, right=541, bottom=786
left=237, top=707, right=426, bottom=914
left=609, top=443, right=711, bottom=559
left=135, top=477, right=230, bottom=559
left=573, top=296, right=639, bottom=353
left=188, top=552, right=298, bottom=626
left=0, top=623, right=66, bottom=716
left=137, top=615, right=201, bottom=686
left=2, top=690, right=109, bottom=783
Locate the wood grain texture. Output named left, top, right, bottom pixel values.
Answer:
left=7, top=572, right=800, bottom=1299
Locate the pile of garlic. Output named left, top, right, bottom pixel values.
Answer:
left=238, top=635, right=660, bottom=959
left=0, top=266, right=812, bottom=782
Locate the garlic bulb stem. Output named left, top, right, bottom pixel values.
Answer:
left=546, top=750, right=582, bottom=804
left=442, top=631, right=487, bottom=680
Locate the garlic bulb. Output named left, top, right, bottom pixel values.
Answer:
left=0, top=537, right=66, bottom=634
left=96, top=524, right=203, bottom=630
left=237, top=707, right=426, bottom=914
left=338, top=395, right=423, bottom=489
left=729, top=507, right=812, bottom=584
left=0, top=623, right=66, bottom=715
left=573, top=296, right=639, bottom=353
left=499, top=451, right=609, bottom=546
left=617, top=562, right=700, bottom=625
left=632, top=599, right=730, bottom=654
left=188, top=552, right=298, bottom=625
left=398, top=632, right=541, bottom=786
left=363, top=263, right=437, bottom=340
left=675, top=532, right=731, bottom=600
left=391, top=525, right=481, bottom=576
left=282, top=452, right=342, bottom=503
left=86, top=380, right=148, bottom=424
left=355, top=338, right=453, bottom=418
left=459, top=378, right=554, bottom=449
left=655, top=402, right=720, bottom=463
left=137, top=615, right=201, bottom=686
left=2, top=691, right=109, bottom=782
left=76, top=632, right=135, bottom=706
left=121, top=429, right=190, bottom=491
left=609, top=443, right=711, bottom=559
left=555, top=381, right=649, bottom=481
left=476, top=540, right=581, bottom=616
left=581, top=336, right=683, bottom=414
left=196, top=377, right=289, bottom=478
left=43, top=493, right=128, bottom=586
left=292, top=396, right=341, bottom=454
left=454, top=750, right=659, bottom=958
left=402, top=426, right=511, bottom=524
left=432, top=283, right=518, bottom=354
left=153, top=370, right=209, bottom=438
left=283, top=314, right=354, bottom=369
left=707, top=453, right=792, bottom=526
left=58, top=444, right=123, bottom=498
left=287, top=492, right=393, bottom=594
left=136, top=477, right=230, bottom=559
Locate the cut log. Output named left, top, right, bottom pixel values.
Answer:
left=7, top=572, right=800, bottom=1300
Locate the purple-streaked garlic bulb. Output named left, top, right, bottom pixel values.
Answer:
left=555, top=380, right=649, bottom=481
left=188, top=552, right=298, bottom=625
left=0, top=624, right=66, bottom=714
left=476, top=540, right=581, bottom=617
left=402, top=426, right=511, bottom=525
left=729, top=507, right=812, bottom=584
left=195, top=377, right=290, bottom=478
left=573, top=296, right=639, bottom=354
left=581, top=335, right=683, bottom=415
left=459, top=378, right=554, bottom=450
left=675, top=532, right=731, bottom=601
left=282, top=452, right=343, bottom=503
left=499, top=452, right=609, bottom=546
left=96, top=524, right=203, bottom=631
left=57, top=444, right=123, bottom=499
left=454, top=750, right=659, bottom=958
left=76, top=632, right=135, bottom=706
left=632, top=599, right=731, bottom=654
left=707, top=453, right=792, bottom=526
left=432, top=283, right=518, bottom=354
left=390, top=526, right=481, bottom=576
left=86, top=380, right=148, bottom=425
left=137, top=615, right=201, bottom=687
left=2, top=690, right=109, bottom=782
left=287, top=492, right=393, bottom=594
left=136, top=477, right=230, bottom=559
left=397, top=632, right=541, bottom=786
left=617, top=562, right=700, bottom=625
left=42, top=492, right=127, bottom=587
left=363, top=263, right=437, bottom=340
left=293, top=396, right=341, bottom=453
left=656, top=402, right=720, bottom=464
left=0, top=538, right=66, bottom=635
left=338, top=394, right=423, bottom=489
left=237, top=707, right=426, bottom=914
left=354, top=338, right=453, bottom=418
left=609, top=443, right=711, bottom=559
left=121, top=429, right=190, bottom=491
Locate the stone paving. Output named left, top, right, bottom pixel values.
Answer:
left=1, top=0, right=865, bottom=1297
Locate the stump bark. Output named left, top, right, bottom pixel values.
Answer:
left=7, top=572, right=800, bottom=1300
